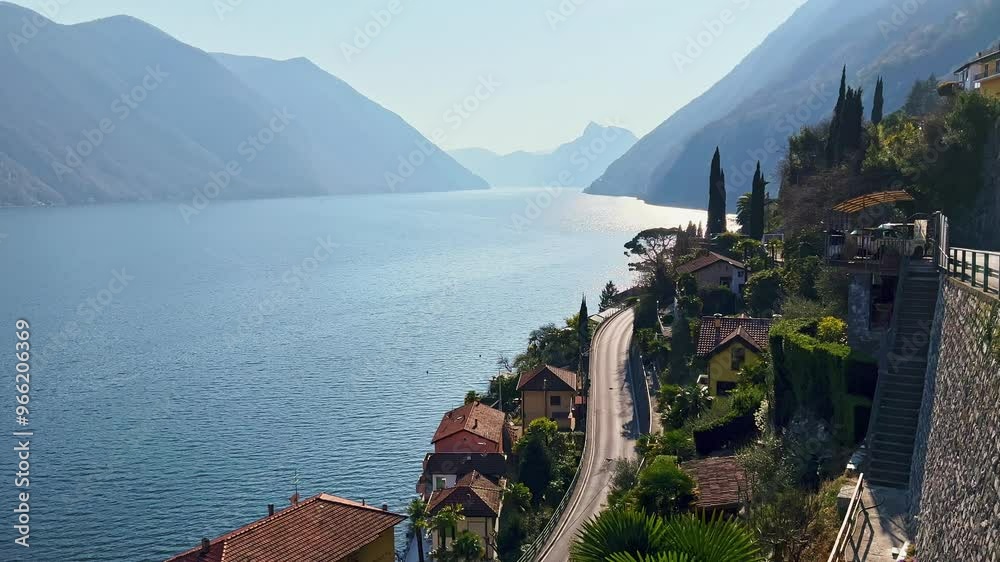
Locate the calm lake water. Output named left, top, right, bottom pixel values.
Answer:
left=0, top=188, right=708, bottom=561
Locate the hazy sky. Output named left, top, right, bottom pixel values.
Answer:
left=10, top=0, right=807, bottom=153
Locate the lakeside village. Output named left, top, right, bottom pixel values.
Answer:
left=162, top=50, right=1000, bottom=561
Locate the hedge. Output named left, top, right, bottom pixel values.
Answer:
left=770, top=318, right=878, bottom=445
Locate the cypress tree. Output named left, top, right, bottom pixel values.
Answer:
left=576, top=294, right=584, bottom=377
left=749, top=161, right=767, bottom=240
left=872, top=77, right=884, bottom=125
left=707, top=148, right=726, bottom=236
left=825, top=66, right=847, bottom=166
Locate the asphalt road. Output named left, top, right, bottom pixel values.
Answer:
left=538, top=307, right=637, bottom=561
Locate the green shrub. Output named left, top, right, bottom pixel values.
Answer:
left=633, top=456, right=695, bottom=517
left=744, top=269, right=785, bottom=316
left=817, top=316, right=847, bottom=344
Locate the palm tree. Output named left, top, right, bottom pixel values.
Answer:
left=450, top=530, right=485, bottom=561
left=407, top=498, right=430, bottom=562
left=464, top=390, right=480, bottom=404
left=571, top=509, right=762, bottom=562
left=736, top=193, right=752, bottom=234
left=431, top=505, right=465, bottom=551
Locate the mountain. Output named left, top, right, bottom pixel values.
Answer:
left=450, top=123, right=637, bottom=187
left=587, top=0, right=1000, bottom=209
left=214, top=54, right=488, bottom=195
left=0, top=3, right=486, bottom=206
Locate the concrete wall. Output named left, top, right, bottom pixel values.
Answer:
left=847, top=273, right=881, bottom=355
left=339, top=528, right=397, bottom=562
left=522, top=389, right=575, bottom=430
left=692, top=261, right=746, bottom=295
left=909, top=278, right=1000, bottom=559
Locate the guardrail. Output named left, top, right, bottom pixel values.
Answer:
left=827, top=474, right=867, bottom=562
left=947, top=247, right=1000, bottom=294
left=514, top=306, right=629, bottom=562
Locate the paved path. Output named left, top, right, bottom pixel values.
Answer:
left=847, top=483, right=910, bottom=562
left=537, top=308, right=637, bottom=561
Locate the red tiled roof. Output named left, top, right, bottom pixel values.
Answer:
left=516, top=364, right=577, bottom=392
left=164, top=494, right=404, bottom=562
left=680, top=456, right=747, bottom=511
left=676, top=252, right=746, bottom=275
left=696, top=316, right=773, bottom=357
left=431, top=402, right=506, bottom=446
left=427, top=471, right=503, bottom=518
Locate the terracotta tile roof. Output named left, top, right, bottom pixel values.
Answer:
left=676, top=252, right=746, bottom=275
left=164, top=494, right=404, bottom=562
left=427, top=471, right=503, bottom=518
left=422, top=452, right=509, bottom=478
left=516, top=364, right=577, bottom=392
left=431, top=402, right=506, bottom=447
left=696, top=316, right=773, bottom=357
left=680, top=456, right=747, bottom=512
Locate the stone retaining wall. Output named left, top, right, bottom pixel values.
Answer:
left=909, top=278, right=1000, bottom=559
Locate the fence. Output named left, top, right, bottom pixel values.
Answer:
left=947, top=247, right=1000, bottom=294
left=827, top=474, right=870, bottom=562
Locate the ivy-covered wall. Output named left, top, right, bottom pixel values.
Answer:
left=909, top=279, right=1000, bottom=559
left=770, top=319, right=878, bottom=445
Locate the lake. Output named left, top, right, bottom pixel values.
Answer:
left=0, top=187, right=709, bottom=561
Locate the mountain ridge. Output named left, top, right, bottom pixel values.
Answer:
left=449, top=123, right=637, bottom=188
left=0, top=2, right=487, bottom=206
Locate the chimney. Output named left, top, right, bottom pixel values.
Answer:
left=382, top=503, right=389, bottom=511
left=268, top=504, right=275, bottom=516
left=473, top=419, right=478, bottom=429
left=362, top=499, right=366, bottom=506
left=200, top=538, right=210, bottom=555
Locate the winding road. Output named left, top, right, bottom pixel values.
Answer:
left=537, top=307, right=638, bottom=561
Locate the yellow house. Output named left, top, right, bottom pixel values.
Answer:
left=516, top=364, right=577, bottom=430
left=427, top=471, right=503, bottom=560
left=696, top=316, right=773, bottom=397
left=954, top=45, right=1000, bottom=97
left=165, top=493, right=404, bottom=562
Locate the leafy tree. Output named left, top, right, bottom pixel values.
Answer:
left=744, top=269, right=785, bottom=317
left=503, top=482, right=533, bottom=514
left=600, top=280, right=620, bottom=311
left=902, top=74, right=943, bottom=117
left=515, top=418, right=559, bottom=502
left=407, top=498, right=430, bottom=562
left=625, top=228, right=681, bottom=302
left=871, top=76, right=884, bottom=125
left=634, top=456, right=695, bottom=518
left=513, top=319, right=580, bottom=373
left=608, top=457, right=643, bottom=509
left=572, top=510, right=762, bottom=562
left=676, top=273, right=698, bottom=298
left=464, top=390, right=480, bottom=404
left=450, top=530, right=485, bottom=562
left=749, top=162, right=767, bottom=241
left=707, top=147, right=727, bottom=236
left=699, top=286, right=737, bottom=316
left=668, top=311, right=695, bottom=384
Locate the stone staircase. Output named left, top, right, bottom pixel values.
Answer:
left=867, top=260, right=940, bottom=489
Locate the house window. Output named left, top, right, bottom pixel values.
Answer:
left=731, top=346, right=746, bottom=371
left=550, top=395, right=561, bottom=406
left=737, top=270, right=744, bottom=279
left=716, top=381, right=737, bottom=396
left=435, top=477, right=447, bottom=490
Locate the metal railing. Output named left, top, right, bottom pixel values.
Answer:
left=827, top=474, right=868, bottom=562
left=514, top=306, right=631, bottom=562
left=947, top=247, right=1000, bottom=295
